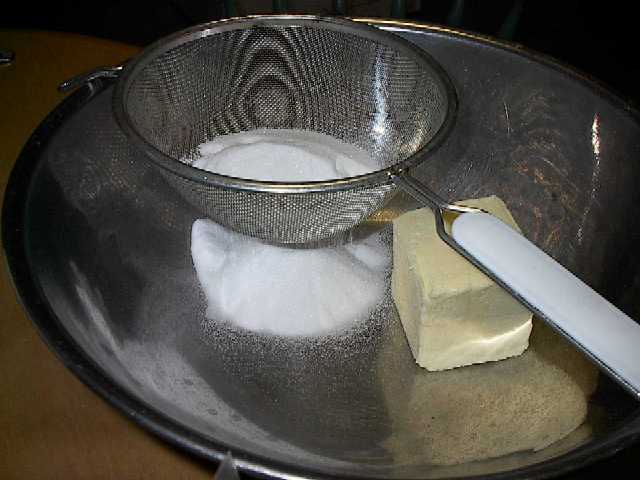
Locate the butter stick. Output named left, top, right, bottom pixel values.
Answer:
left=392, top=196, right=533, bottom=371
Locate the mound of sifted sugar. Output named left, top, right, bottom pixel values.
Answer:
left=191, top=219, right=390, bottom=336
left=188, top=129, right=380, bottom=181
left=189, top=129, right=388, bottom=336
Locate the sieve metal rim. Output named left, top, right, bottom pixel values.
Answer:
left=113, top=15, right=458, bottom=194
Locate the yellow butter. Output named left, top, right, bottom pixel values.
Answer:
left=392, top=196, right=533, bottom=371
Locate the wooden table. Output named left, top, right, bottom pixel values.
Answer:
left=0, top=30, right=211, bottom=480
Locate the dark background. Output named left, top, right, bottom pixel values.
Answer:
left=4, top=0, right=639, bottom=105
left=2, top=0, right=639, bottom=478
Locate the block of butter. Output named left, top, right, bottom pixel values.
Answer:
left=392, top=195, right=533, bottom=371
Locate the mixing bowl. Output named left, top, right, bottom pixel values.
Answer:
left=3, top=19, right=640, bottom=479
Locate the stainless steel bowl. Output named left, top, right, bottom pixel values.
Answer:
left=3, top=19, right=640, bottom=479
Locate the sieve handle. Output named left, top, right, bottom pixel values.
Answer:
left=451, top=211, right=640, bottom=399
left=58, top=65, right=123, bottom=93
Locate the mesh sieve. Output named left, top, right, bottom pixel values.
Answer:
left=113, top=16, right=457, bottom=243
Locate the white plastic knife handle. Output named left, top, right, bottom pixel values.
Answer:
left=452, top=212, right=640, bottom=399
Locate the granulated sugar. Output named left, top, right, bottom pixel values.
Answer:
left=191, top=219, right=389, bottom=336
left=189, top=129, right=388, bottom=336
left=188, top=129, right=380, bottom=181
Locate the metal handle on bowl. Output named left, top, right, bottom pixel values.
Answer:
left=0, top=50, right=15, bottom=65
left=214, top=452, right=241, bottom=480
left=58, top=65, right=124, bottom=93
